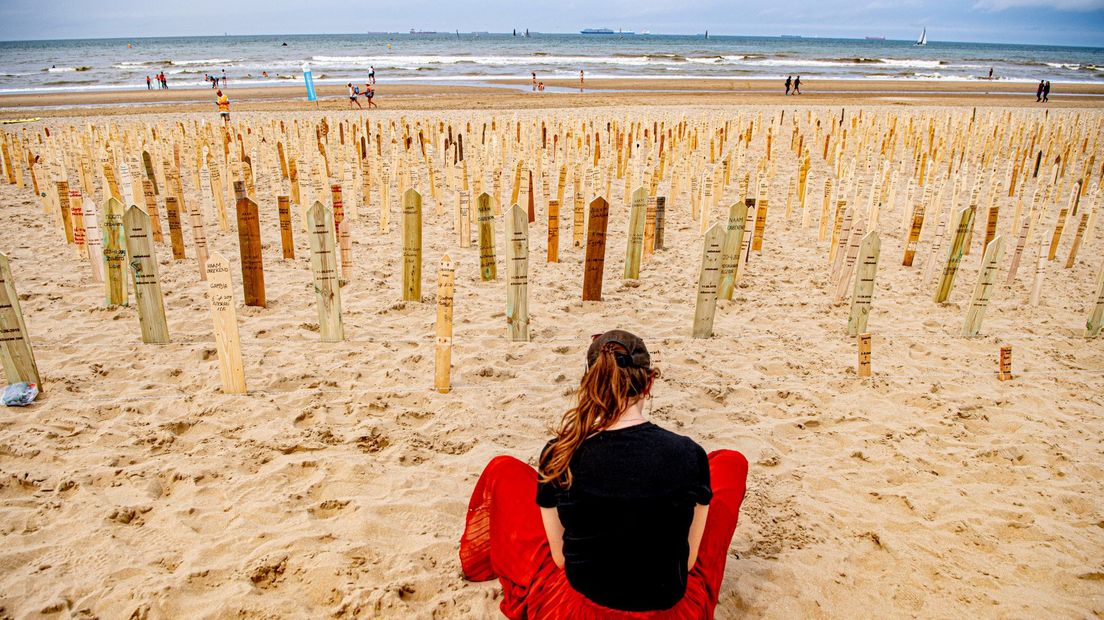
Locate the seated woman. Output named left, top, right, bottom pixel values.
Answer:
left=460, top=330, right=749, bottom=619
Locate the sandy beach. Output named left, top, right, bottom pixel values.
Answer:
left=0, top=97, right=1102, bottom=620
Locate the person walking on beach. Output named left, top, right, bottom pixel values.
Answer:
left=793, top=75, right=801, bottom=95
left=532, top=71, right=538, bottom=91
left=348, top=83, right=362, bottom=109
left=460, top=330, right=749, bottom=619
left=1043, top=80, right=1051, bottom=102
left=1036, top=80, right=1045, bottom=102
left=365, top=83, right=377, bottom=108
left=216, top=90, right=230, bottom=124
left=785, top=75, right=792, bottom=96
left=369, top=66, right=376, bottom=84
left=146, top=75, right=152, bottom=90
left=988, top=67, right=994, bottom=80
left=580, top=69, right=585, bottom=91
left=222, top=69, right=227, bottom=88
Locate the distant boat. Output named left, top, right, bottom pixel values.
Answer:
left=410, top=29, right=437, bottom=35
left=865, top=36, right=886, bottom=41
left=525, top=28, right=530, bottom=37
left=915, top=28, right=927, bottom=46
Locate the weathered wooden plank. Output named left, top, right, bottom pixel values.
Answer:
left=654, top=196, right=666, bottom=250
left=933, top=207, right=974, bottom=304
left=717, top=202, right=749, bottom=301
left=0, top=253, right=41, bottom=389
left=82, top=197, right=104, bottom=284
left=505, top=204, right=530, bottom=341
left=477, top=192, right=497, bottom=282
left=123, top=205, right=170, bottom=344
left=435, top=255, right=455, bottom=393
left=1085, top=258, right=1104, bottom=338
left=962, top=236, right=1005, bottom=337
left=307, top=201, right=344, bottom=342
left=278, top=195, right=295, bottom=259
left=692, top=223, right=725, bottom=338
left=165, top=196, right=186, bottom=260
left=205, top=252, right=246, bottom=394
left=102, top=197, right=128, bottom=307
left=857, top=333, right=871, bottom=378
left=624, top=187, right=646, bottom=279
left=402, top=188, right=423, bottom=301
left=582, top=197, right=609, bottom=301
left=235, top=193, right=266, bottom=307
left=547, top=199, right=560, bottom=263
left=847, top=231, right=881, bottom=337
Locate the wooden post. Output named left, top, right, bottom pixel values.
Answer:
left=123, top=206, right=170, bottom=344
left=857, top=333, right=871, bottom=378
left=717, top=201, right=749, bottom=301
left=902, top=199, right=926, bottom=266
left=235, top=194, right=266, bottom=307
left=933, top=207, right=974, bottom=304
left=102, top=197, right=128, bottom=307
left=963, top=236, right=1005, bottom=338
left=141, top=178, right=163, bottom=243
left=402, top=188, right=423, bottom=301
left=82, top=197, right=104, bottom=284
left=655, top=196, right=666, bottom=250
left=547, top=199, right=560, bottom=263
left=998, top=346, right=1012, bottom=381
left=1029, top=236, right=1048, bottom=307
left=506, top=204, right=530, bottom=341
left=165, top=195, right=186, bottom=260
left=582, top=197, right=610, bottom=301
left=1048, top=203, right=1069, bottom=261
left=643, top=195, right=657, bottom=258
left=205, top=252, right=246, bottom=394
left=846, top=231, right=881, bottom=337
left=692, top=223, right=724, bottom=338
left=56, top=181, right=74, bottom=243
left=477, top=192, right=497, bottom=282
left=188, top=184, right=210, bottom=280
left=1064, top=209, right=1090, bottom=269
left=1086, top=258, right=1104, bottom=338
left=457, top=190, right=472, bottom=248
left=278, top=195, right=295, bottom=259
left=339, top=218, right=352, bottom=284
left=307, top=201, right=344, bottom=342
left=434, top=255, right=455, bottom=393
left=624, top=187, right=646, bottom=279
left=0, top=253, right=41, bottom=389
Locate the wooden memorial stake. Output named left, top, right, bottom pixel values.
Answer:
left=122, top=206, right=170, bottom=345
left=434, top=255, right=455, bottom=393
left=582, top=197, right=610, bottom=301
left=857, top=333, right=872, bottom=378
left=846, top=231, right=881, bottom=337
left=1085, top=258, right=1104, bottom=338
left=506, top=204, right=530, bottom=341
left=477, top=192, right=497, bottom=281
left=624, top=187, right=646, bottom=279
left=188, top=186, right=210, bottom=280
left=235, top=191, right=266, bottom=307
left=165, top=196, right=186, bottom=260
left=933, top=207, right=974, bottom=304
left=306, top=201, right=344, bottom=342
left=1048, top=202, right=1069, bottom=261
left=102, top=197, right=128, bottom=307
left=692, top=223, right=724, bottom=338
left=998, top=346, right=1012, bottom=381
left=717, top=201, right=749, bottom=301
left=963, top=236, right=1005, bottom=338
left=902, top=199, right=926, bottom=266
left=0, top=253, right=42, bottom=389
left=141, top=178, right=163, bottom=243
left=82, top=197, right=104, bottom=284
left=205, top=252, right=246, bottom=394
left=547, top=199, right=560, bottom=263
left=643, top=195, right=657, bottom=258
left=56, top=181, right=74, bottom=243
left=1064, top=209, right=1090, bottom=269
left=69, top=188, right=86, bottom=255
left=654, top=197, right=666, bottom=250
left=457, top=190, right=472, bottom=248
left=278, top=195, right=295, bottom=259
left=402, top=189, right=423, bottom=301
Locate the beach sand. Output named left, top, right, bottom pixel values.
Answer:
left=0, top=99, right=1102, bottom=619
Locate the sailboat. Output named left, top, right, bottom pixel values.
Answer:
left=915, top=28, right=927, bottom=46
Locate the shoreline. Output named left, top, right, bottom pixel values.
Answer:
left=1, top=78, right=1101, bottom=118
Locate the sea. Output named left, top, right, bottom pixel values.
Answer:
left=1, top=32, right=1101, bottom=94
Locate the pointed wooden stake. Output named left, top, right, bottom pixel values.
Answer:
left=857, top=333, right=871, bottom=378
left=998, top=346, right=1012, bottom=381
left=477, top=192, right=497, bottom=282
left=847, top=231, right=881, bottom=336
left=0, top=253, right=41, bottom=390
left=1086, top=258, right=1104, bottom=338
left=102, top=197, right=128, bottom=307
left=123, top=206, right=169, bottom=344
left=402, top=188, right=423, bottom=301
left=205, top=252, right=246, bottom=394
left=717, top=201, right=749, bottom=301
left=278, top=195, right=295, bottom=259
left=963, top=236, right=1005, bottom=338
left=235, top=195, right=266, bottom=307
left=624, top=187, right=647, bottom=279
left=583, top=197, right=610, bottom=301
left=547, top=199, right=560, bottom=263
left=435, top=255, right=455, bottom=393
left=933, top=207, right=974, bottom=304
left=307, top=201, right=344, bottom=342
left=692, top=223, right=725, bottom=338
left=506, top=204, right=530, bottom=341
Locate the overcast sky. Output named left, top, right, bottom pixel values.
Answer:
left=0, top=0, right=1102, bottom=46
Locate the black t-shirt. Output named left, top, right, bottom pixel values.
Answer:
left=536, top=422, right=712, bottom=611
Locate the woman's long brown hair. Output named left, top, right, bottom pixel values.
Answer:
left=538, top=342, right=658, bottom=489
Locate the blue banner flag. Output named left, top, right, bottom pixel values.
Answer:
left=303, top=64, right=317, bottom=102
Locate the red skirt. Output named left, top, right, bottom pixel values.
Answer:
left=459, top=450, right=749, bottom=619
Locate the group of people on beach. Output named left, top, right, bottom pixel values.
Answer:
left=205, top=71, right=228, bottom=88
left=528, top=70, right=586, bottom=93
left=1036, top=79, right=1052, bottom=102
left=347, top=82, right=377, bottom=109
left=784, top=75, right=802, bottom=95
left=145, top=73, right=169, bottom=90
